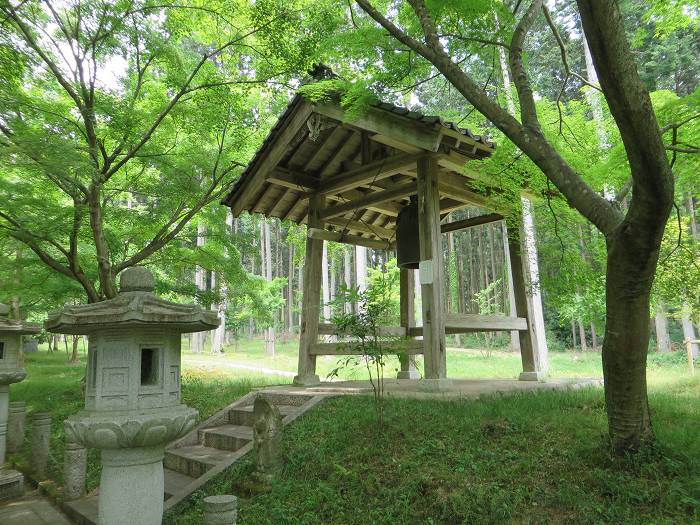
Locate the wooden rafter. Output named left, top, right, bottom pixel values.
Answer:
left=230, top=102, right=314, bottom=216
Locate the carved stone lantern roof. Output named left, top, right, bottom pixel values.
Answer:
left=0, top=303, right=41, bottom=335
left=45, top=267, right=219, bottom=335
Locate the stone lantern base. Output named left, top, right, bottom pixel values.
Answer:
left=65, top=405, right=197, bottom=525
left=0, top=469, right=23, bottom=501
left=99, top=447, right=165, bottom=525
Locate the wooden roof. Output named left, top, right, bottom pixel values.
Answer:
left=222, top=93, right=497, bottom=243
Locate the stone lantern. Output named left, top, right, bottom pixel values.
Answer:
left=0, top=302, right=40, bottom=500
left=45, top=267, right=218, bottom=525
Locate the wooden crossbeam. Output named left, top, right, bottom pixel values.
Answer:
left=445, top=313, right=527, bottom=332
left=310, top=340, right=424, bottom=355
left=320, top=181, right=417, bottom=220
left=316, top=153, right=424, bottom=196
left=441, top=213, right=504, bottom=233
left=408, top=314, right=527, bottom=337
left=269, top=170, right=402, bottom=219
left=317, top=324, right=407, bottom=336
left=307, top=228, right=394, bottom=250
left=325, top=218, right=395, bottom=239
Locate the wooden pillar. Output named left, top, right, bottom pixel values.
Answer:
left=294, top=194, right=325, bottom=385
left=506, top=222, right=547, bottom=380
left=417, top=157, right=447, bottom=380
left=397, top=267, right=420, bottom=379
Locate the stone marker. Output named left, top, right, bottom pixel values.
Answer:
left=63, top=435, right=87, bottom=501
left=203, top=494, right=238, bottom=525
left=45, top=266, right=219, bottom=525
left=22, top=338, right=39, bottom=353
left=30, top=412, right=51, bottom=480
left=252, top=395, right=283, bottom=484
left=7, top=401, right=26, bottom=453
left=0, top=303, right=40, bottom=500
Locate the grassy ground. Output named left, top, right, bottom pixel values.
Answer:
left=165, top=367, right=700, bottom=525
left=11, top=342, right=699, bottom=524
left=182, top=336, right=690, bottom=385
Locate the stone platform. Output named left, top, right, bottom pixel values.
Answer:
left=0, top=491, right=72, bottom=525
left=259, top=376, right=603, bottom=400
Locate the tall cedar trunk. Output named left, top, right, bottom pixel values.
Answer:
left=343, top=248, right=352, bottom=314
left=578, top=320, right=588, bottom=352
left=572, top=320, right=578, bottom=350
left=445, top=223, right=453, bottom=312
left=191, top=223, right=206, bottom=353
left=70, top=335, right=80, bottom=363
left=591, top=322, right=598, bottom=350
left=654, top=303, right=671, bottom=353
left=322, top=242, right=331, bottom=325
left=287, top=243, right=295, bottom=335
left=263, top=219, right=275, bottom=356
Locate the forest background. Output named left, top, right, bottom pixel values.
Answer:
left=0, top=0, right=698, bottom=362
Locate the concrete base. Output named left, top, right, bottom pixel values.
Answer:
left=292, top=374, right=320, bottom=387
left=418, top=378, right=454, bottom=392
left=99, top=446, right=164, bottom=525
left=519, top=371, right=547, bottom=382
left=0, top=469, right=23, bottom=501
left=396, top=370, right=421, bottom=380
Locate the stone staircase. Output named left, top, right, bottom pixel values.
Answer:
left=63, top=390, right=327, bottom=524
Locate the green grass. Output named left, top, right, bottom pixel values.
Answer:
left=9, top=350, right=290, bottom=491
left=182, top=336, right=692, bottom=385
left=165, top=372, right=700, bottom=525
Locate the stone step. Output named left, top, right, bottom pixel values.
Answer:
left=200, top=424, right=253, bottom=451
left=228, top=403, right=301, bottom=426
left=63, top=495, right=98, bottom=525
left=163, top=467, right=196, bottom=499
left=248, top=392, right=315, bottom=407
left=164, top=445, right=241, bottom=478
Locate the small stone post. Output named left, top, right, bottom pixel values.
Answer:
left=45, top=266, right=218, bottom=525
left=253, top=395, right=283, bottom=485
left=0, top=304, right=39, bottom=500
left=203, top=494, right=238, bottom=525
left=63, top=435, right=87, bottom=501
left=30, top=412, right=51, bottom=480
left=7, top=401, right=26, bottom=453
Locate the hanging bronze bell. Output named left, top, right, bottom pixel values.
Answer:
left=396, top=200, right=420, bottom=269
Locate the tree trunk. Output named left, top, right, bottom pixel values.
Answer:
left=343, top=248, right=352, bottom=314
left=578, top=320, right=588, bottom=352
left=572, top=319, right=578, bottom=350
left=591, top=322, right=598, bottom=350
left=603, top=230, right=660, bottom=452
left=654, top=303, right=671, bottom=353
left=681, top=312, right=698, bottom=358
left=191, top=222, right=207, bottom=354
left=70, top=335, right=80, bottom=363
left=287, top=243, right=295, bottom=335
left=263, top=219, right=276, bottom=357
